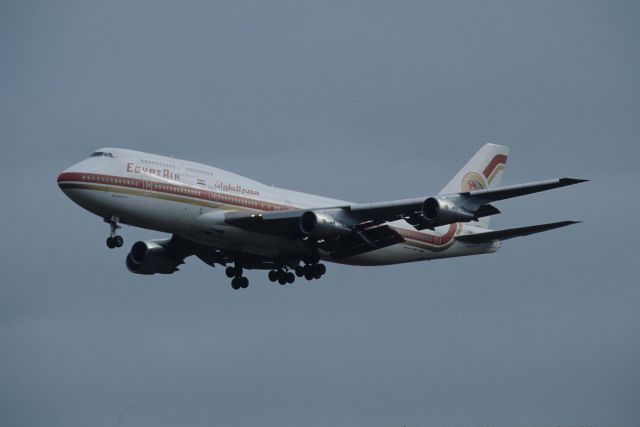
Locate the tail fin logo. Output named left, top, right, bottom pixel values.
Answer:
left=461, top=172, right=486, bottom=192
left=440, top=146, right=508, bottom=196
left=483, top=154, right=508, bottom=185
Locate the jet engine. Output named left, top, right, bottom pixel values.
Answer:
left=125, top=240, right=182, bottom=274
left=299, top=211, right=351, bottom=238
left=422, top=197, right=475, bottom=226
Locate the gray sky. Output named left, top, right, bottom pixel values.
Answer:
left=1, top=1, right=639, bottom=426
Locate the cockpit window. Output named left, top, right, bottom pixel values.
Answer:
left=90, top=151, right=113, bottom=158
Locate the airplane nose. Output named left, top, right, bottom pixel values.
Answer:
left=57, top=170, right=72, bottom=191
left=57, top=162, right=83, bottom=193
left=57, top=159, right=86, bottom=191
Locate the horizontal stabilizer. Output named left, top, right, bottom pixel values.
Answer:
left=455, top=220, right=581, bottom=243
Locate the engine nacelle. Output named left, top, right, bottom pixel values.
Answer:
left=422, top=197, right=475, bottom=226
left=125, top=240, right=181, bottom=275
left=299, top=211, right=351, bottom=238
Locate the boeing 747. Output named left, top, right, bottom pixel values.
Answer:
left=57, top=144, right=586, bottom=289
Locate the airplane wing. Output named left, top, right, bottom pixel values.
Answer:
left=221, top=177, right=586, bottom=259
left=347, top=177, right=587, bottom=229
left=223, top=177, right=586, bottom=243
left=346, top=196, right=494, bottom=230
left=449, top=177, right=588, bottom=206
left=455, top=220, right=580, bottom=243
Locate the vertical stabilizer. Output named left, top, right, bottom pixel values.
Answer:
left=439, top=143, right=509, bottom=228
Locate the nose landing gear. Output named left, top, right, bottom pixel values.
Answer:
left=104, top=216, right=124, bottom=249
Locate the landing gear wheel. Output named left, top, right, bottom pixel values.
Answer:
left=240, top=277, right=249, bottom=288
left=310, top=263, right=325, bottom=279
left=268, top=270, right=278, bottom=282
left=113, top=235, right=124, bottom=248
left=286, top=272, right=295, bottom=284
left=225, top=266, right=236, bottom=278
left=294, top=266, right=304, bottom=277
left=106, top=237, right=115, bottom=249
left=231, top=277, right=241, bottom=289
left=299, top=263, right=326, bottom=280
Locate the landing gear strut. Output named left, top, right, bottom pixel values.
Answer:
left=227, top=265, right=249, bottom=289
left=298, top=251, right=326, bottom=281
left=104, top=216, right=123, bottom=249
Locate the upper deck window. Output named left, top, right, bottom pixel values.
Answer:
left=90, top=151, right=113, bottom=158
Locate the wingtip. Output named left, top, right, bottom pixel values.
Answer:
left=561, top=177, right=590, bottom=184
left=557, top=220, right=582, bottom=227
left=550, top=220, right=582, bottom=228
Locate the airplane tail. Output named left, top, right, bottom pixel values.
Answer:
left=439, top=143, right=509, bottom=228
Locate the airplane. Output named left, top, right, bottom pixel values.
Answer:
left=57, top=144, right=586, bottom=289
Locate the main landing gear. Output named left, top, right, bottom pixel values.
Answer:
left=226, top=265, right=249, bottom=290
left=296, top=263, right=326, bottom=281
left=294, top=252, right=327, bottom=282
left=267, top=269, right=296, bottom=285
left=104, top=216, right=123, bottom=249
left=225, top=254, right=327, bottom=290
left=267, top=260, right=327, bottom=286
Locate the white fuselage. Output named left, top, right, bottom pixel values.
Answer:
left=58, top=148, right=499, bottom=266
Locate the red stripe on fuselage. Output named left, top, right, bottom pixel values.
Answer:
left=394, top=223, right=457, bottom=246
left=57, top=171, right=292, bottom=212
